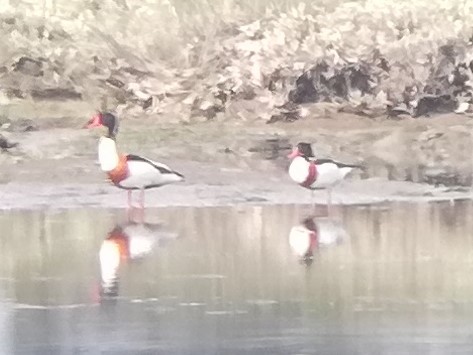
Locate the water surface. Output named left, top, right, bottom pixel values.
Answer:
left=1, top=202, right=473, bottom=354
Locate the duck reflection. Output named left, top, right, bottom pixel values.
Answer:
left=289, top=215, right=349, bottom=267
left=99, top=221, right=178, bottom=299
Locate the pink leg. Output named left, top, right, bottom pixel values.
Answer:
left=139, top=189, right=145, bottom=223
left=327, top=188, right=333, bottom=218
left=127, top=190, right=135, bottom=221
left=127, top=190, right=132, bottom=217
left=311, top=190, right=316, bottom=213
left=139, top=189, right=145, bottom=209
left=127, top=190, right=132, bottom=209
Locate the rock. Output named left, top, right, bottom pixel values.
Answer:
left=455, top=102, right=470, bottom=114
left=418, top=130, right=444, bottom=142
left=0, top=134, right=18, bottom=151
left=288, top=71, right=318, bottom=104
left=105, top=77, right=125, bottom=89
left=412, top=95, right=458, bottom=117
left=3, top=119, right=39, bottom=132
left=422, top=167, right=465, bottom=187
left=386, top=104, right=412, bottom=119
left=12, top=56, right=43, bottom=77
left=288, top=61, right=373, bottom=105
left=248, top=137, right=292, bottom=160
left=31, top=88, right=82, bottom=101
left=267, top=102, right=301, bottom=123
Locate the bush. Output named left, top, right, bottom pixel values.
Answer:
left=1, top=0, right=472, bottom=121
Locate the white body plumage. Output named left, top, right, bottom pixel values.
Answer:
left=98, top=137, right=184, bottom=190
left=288, top=156, right=354, bottom=189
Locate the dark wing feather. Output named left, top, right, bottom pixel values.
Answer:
left=314, top=158, right=361, bottom=169
left=126, top=154, right=184, bottom=177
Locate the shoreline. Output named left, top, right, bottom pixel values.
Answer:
left=1, top=105, right=473, bottom=210
left=0, top=176, right=471, bottom=211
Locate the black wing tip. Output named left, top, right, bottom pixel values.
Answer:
left=348, top=164, right=364, bottom=170
left=340, top=163, right=365, bottom=171
left=170, top=169, right=185, bottom=179
left=127, top=154, right=185, bottom=178
left=315, top=158, right=365, bottom=170
left=351, top=163, right=367, bottom=171
left=126, top=154, right=144, bottom=161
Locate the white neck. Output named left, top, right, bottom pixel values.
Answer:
left=98, top=136, right=119, bottom=172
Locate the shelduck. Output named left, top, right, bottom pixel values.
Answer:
left=85, top=112, right=184, bottom=211
left=288, top=142, right=360, bottom=211
left=288, top=217, right=318, bottom=266
left=289, top=215, right=349, bottom=266
left=99, top=222, right=177, bottom=297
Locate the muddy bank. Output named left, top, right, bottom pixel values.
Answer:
left=0, top=178, right=471, bottom=211
left=1, top=101, right=473, bottom=210
left=2, top=103, right=473, bottom=182
left=0, top=161, right=471, bottom=211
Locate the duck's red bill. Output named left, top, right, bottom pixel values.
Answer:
left=84, top=114, right=102, bottom=129
left=287, top=148, right=300, bottom=159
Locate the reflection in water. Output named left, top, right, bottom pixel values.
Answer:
left=99, top=221, right=178, bottom=298
left=1, top=202, right=473, bottom=353
left=289, top=215, right=348, bottom=266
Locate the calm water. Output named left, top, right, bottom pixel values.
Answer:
left=1, top=201, right=473, bottom=354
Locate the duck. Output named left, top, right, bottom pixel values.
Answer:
left=289, top=215, right=349, bottom=267
left=288, top=142, right=360, bottom=212
left=288, top=217, right=318, bottom=266
left=85, top=111, right=184, bottom=211
left=99, top=221, right=177, bottom=297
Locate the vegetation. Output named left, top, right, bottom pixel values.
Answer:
left=1, top=0, right=473, bottom=122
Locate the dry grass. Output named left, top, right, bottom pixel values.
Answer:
left=1, top=0, right=473, bottom=122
